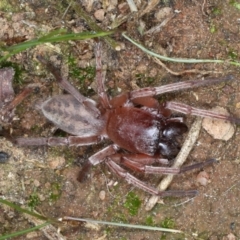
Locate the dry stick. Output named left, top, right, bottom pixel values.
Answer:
left=126, top=0, right=138, bottom=12
left=145, top=117, right=203, bottom=211
left=139, top=0, right=160, bottom=18
left=144, top=13, right=175, bottom=35
left=69, top=1, right=121, bottom=51
left=111, top=0, right=169, bottom=30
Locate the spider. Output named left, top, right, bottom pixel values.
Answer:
left=16, top=42, right=238, bottom=197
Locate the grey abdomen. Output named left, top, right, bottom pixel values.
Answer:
left=41, top=95, right=104, bottom=137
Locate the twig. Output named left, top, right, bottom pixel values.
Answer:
left=110, top=12, right=134, bottom=29
left=145, top=117, right=203, bottom=211
left=61, top=0, right=72, bottom=20
left=111, top=0, right=158, bottom=29
left=126, top=0, right=138, bottom=12
left=144, top=13, right=175, bottom=35
left=139, top=0, right=159, bottom=18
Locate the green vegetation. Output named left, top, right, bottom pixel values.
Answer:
left=135, top=73, right=155, bottom=88
left=48, top=146, right=75, bottom=164
left=211, top=7, right=222, bottom=15
left=0, top=29, right=114, bottom=63
left=160, top=217, right=175, bottom=229
left=145, top=215, right=154, bottom=226
left=123, top=192, right=141, bottom=216
left=228, top=49, right=238, bottom=60
left=67, top=54, right=96, bottom=95
left=230, top=0, right=240, bottom=10
left=0, top=61, right=24, bottom=85
left=68, top=55, right=95, bottom=81
left=122, top=33, right=240, bottom=66
left=0, top=198, right=182, bottom=239
left=0, top=0, right=16, bottom=12
left=210, top=24, right=217, bottom=34
left=49, top=182, right=62, bottom=202
left=27, top=193, right=40, bottom=210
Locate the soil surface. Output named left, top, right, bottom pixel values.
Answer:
left=1, top=1, right=240, bottom=239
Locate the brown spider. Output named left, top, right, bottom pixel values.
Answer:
left=16, top=42, right=239, bottom=197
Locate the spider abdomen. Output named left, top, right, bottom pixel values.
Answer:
left=41, top=94, right=105, bottom=137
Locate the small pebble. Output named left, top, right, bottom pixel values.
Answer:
left=154, top=7, right=172, bottom=21
left=118, top=2, right=129, bottom=14
left=196, top=171, right=209, bottom=186
left=84, top=222, right=101, bottom=231
left=99, top=190, right=106, bottom=200
left=33, top=179, right=40, bottom=187
left=226, top=233, right=236, bottom=240
left=26, top=231, right=39, bottom=239
left=38, top=194, right=46, bottom=201
left=236, top=102, right=240, bottom=109
left=48, top=156, right=66, bottom=169
left=94, top=9, right=105, bottom=21
left=202, top=107, right=235, bottom=141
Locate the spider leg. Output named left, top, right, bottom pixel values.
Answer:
left=0, top=67, right=37, bottom=123
left=1, top=86, right=35, bottom=122
left=129, top=75, right=233, bottom=99
left=95, top=41, right=111, bottom=109
left=128, top=75, right=240, bottom=123
left=37, top=56, right=100, bottom=116
left=116, top=154, right=216, bottom=175
left=111, top=153, right=169, bottom=165
left=106, top=160, right=198, bottom=197
left=15, top=135, right=101, bottom=146
left=165, top=101, right=240, bottom=123
left=78, top=144, right=119, bottom=182
left=88, top=144, right=119, bottom=165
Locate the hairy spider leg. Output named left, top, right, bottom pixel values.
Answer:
left=37, top=56, right=100, bottom=117
left=0, top=67, right=37, bottom=123
left=106, top=160, right=198, bottom=197
left=1, top=87, right=35, bottom=121
left=95, top=41, right=111, bottom=109
left=128, top=75, right=240, bottom=123
left=165, top=101, right=240, bottom=123
left=109, top=153, right=216, bottom=175
left=130, top=75, right=233, bottom=99
left=16, top=135, right=101, bottom=146
left=84, top=144, right=216, bottom=197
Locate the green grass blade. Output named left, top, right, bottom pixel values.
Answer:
left=0, top=30, right=114, bottom=63
left=0, top=222, right=50, bottom=240
left=0, top=198, right=49, bottom=221
left=122, top=33, right=240, bottom=66
left=62, top=216, right=182, bottom=233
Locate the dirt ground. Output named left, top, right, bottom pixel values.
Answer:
left=1, top=0, right=240, bottom=239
